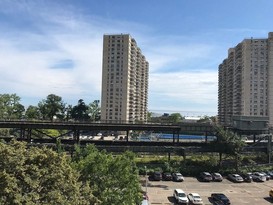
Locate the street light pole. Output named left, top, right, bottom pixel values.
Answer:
left=144, top=166, right=148, bottom=196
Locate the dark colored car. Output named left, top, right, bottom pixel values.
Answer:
left=266, top=171, right=273, bottom=179
left=211, top=193, right=231, bottom=205
left=162, top=172, right=173, bottom=181
left=151, top=171, right=162, bottom=181
left=241, top=173, right=252, bottom=182
left=199, top=172, right=213, bottom=182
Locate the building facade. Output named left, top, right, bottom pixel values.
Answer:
left=101, top=34, right=149, bottom=123
left=218, top=32, right=273, bottom=127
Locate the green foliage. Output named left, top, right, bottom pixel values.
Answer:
left=0, top=140, right=99, bottom=205
left=25, top=105, right=41, bottom=120
left=0, top=128, right=10, bottom=136
left=197, top=115, right=212, bottom=123
left=169, top=113, right=184, bottom=123
left=71, top=99, right=89, bottom=121
left=214, top=126, right=246, bottom=154
left=38, top=94, right=65, bottom=121
left=148, top=112, right=184, bottom=124
left=88, top=100, right=101, bottom=121
left=0, top=94, right=25, bottom=119
left=72, top=145, right=142, bottom=205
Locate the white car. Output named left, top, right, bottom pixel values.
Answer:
left=173, top=189, right=189, bottom=204
left=172, top=172, right=184, bottom=182
left=187, top=193, right=203, bottom=204
left=252, top=172, right=267, bottom=182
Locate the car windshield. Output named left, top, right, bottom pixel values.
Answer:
left=178, top=193, right=186, bottom=197
left=193, top=195, right=201, bottom=199
left=219, top=195, right=228, bottom=200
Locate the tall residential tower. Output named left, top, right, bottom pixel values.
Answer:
left=101, top=34, right=149, bottom=123
left=218, top=32, right=273, bottom=127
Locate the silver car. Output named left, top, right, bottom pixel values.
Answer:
left=252, top=172, right=267, bottom=182
left=172, top=172, right=184, bottom=182
left=227, top=174, right=244, bottom=183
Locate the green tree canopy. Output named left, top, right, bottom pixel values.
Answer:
left=38, top=94, right=65, bottom=121
left=88, top=100, right=101, bottom=121
left=71, top=99, right=90, bottom=121
left=212, top=126, right=246, bottom=171
left=0, top=93, right=25, bottom=119
left=169, top=113, right=184, bottom=123
left=72, top=145, right=142, bottom=205
left=0, top=140, right=99, bottom=205
left=25, top=105, right=41, bottom=120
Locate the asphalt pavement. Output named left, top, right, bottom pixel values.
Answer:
left=140, top=176, right=273, bottom=205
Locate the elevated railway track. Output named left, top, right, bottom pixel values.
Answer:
left=0, top=120, right=271, bottom=154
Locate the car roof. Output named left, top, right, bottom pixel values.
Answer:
left=203, top=172, right=211, bottom=174
left=213, top=193, right=226, bottom=197
left=189, top=193, right=200, bottom=197
left=175, top=189, right=185, bottom=193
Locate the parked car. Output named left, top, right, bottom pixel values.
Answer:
left=227, top=174, right=244, bottom=183
left=199, top=172, right=213, bottom=182
left=162, top=172, right=173, bottom=181
left=150, top=171, right=162, bottom=181
left=241, top=173, right=252, bottom=182
left=260, top=172, right=270, bottom=180
left=187, top=193, right=203, bottom=204
left=211, top=173, right=223, bottom=182
left=173, top=189, right=189, bottom=205
left=211, top=193, right=231, bottom=205
left=266, top=171, right=273, bottom=179
left=252, top=172, right=266, bottom=182
left=172, top=172, right=184, bottom=182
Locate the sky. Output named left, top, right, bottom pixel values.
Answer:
left=1, top=0, right=273, bottom=117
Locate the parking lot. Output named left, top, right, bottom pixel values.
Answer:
left=141, top=176, right=273, bottom=205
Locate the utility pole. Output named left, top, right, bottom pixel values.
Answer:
left=144, top=166, right=148, bottom=195
left=268, top=134, right=272, bottom=164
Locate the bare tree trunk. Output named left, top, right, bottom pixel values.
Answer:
left=219, top=152, right=223, bottom=167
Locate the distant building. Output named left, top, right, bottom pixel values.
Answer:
left=218, top=32, right=273, bottom=128
left=101, top=34, right=149, bottom=123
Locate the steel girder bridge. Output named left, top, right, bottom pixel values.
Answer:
left=0, top=120, right=216, bottom=152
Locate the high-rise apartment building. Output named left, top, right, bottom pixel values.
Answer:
left=218, top=32, right=273, bottom=127
left=101, top=34, right=149, bottom=123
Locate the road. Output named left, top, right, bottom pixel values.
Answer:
left=141, top=176, right=273, bottom=205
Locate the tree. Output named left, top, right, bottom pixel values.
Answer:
left=71, top=99, right=89, bottom=121
left=212, top=126, right=246, bottom=171
left=72, top=145, right=142, bottom=205
left=0, top=93, right=25, bottom=119
left=0, top=140, right=99, bottom=205
left=88, top=100, right=101, bottom=121
left=147, top=111, right=153, bottom=122
left=169, top=113, right=183, bottom=123
left=25, top=105, right=41, bottom=120
left=38, top=94, right=65, bottom=121
left=197, top=115, right=217, bottom=124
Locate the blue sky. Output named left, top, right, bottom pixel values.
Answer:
left=1, top=0, right=273, bottom=117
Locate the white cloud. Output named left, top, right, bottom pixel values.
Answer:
left=0, top=0, right=220, bottom=115
left=148, top=70, right=218, bottom=113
